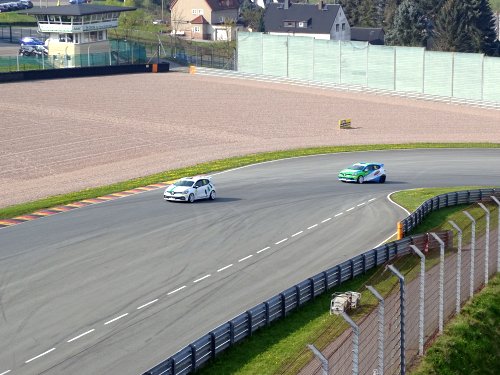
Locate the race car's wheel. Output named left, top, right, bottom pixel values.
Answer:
left=357, top=176, right=364, bottom=184
left=209, top=190, right=216, bottom=200
left=379, top=175, right=386, bottom=183
left=188, top=193, right=195, bottom=203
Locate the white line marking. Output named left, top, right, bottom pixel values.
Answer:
left=275, top=238, right=288, bottom=245
left=25, top=348, right=56, bottom=363
left=368, top=198, right=376, bottom=202
left=104, top=313, right=129, bottom=325
left=375, top=232, right=398, bottom=248
left=137, top=299, right=159, bottom=310
left=67, top=329, right=95, bottom=343
left=0, top=370, right=11, bottom=375
left=307, top=224, right=318, bottom=230
left=193, top=274, right=211, bottom=283
left=217, top=264, right=233, bottom=272
left=167, top=286, right=187, bottom=295
left=335, top=212, right=344, bottom=217
left=346, top=207, right=355, bottom=212
left=256, top=246, right=270, bottom=254
left=291, top=231, right=303, bottom=237
left=357, top=202, right=366, bottom=207
left=238, top=255, right=253, bottom=262
left=321, top=218, right=332, bottom=223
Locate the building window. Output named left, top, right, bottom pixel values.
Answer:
left=192, top=9, right=197, bottom=14
left=98, top=31, right=104, bottom=41
left=342, top=23, right=346, bottom=31
left=336, top=24, right=339, bottom=32
left=193, top=26, right=201, bottom=33
left=198, top=9, right=204, bottom=15
left=298, top=22, right=305, bottom=28
left=284, top=21, right=295, bottom=28
left=74, top=33, right=79, bottom=44
left=58, top=34, right=66, bottom=42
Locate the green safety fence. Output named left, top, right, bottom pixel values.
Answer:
left=237, top=32, right=500, bottom=104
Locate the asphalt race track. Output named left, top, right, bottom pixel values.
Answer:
left=0, top=149, right=499, bottom=375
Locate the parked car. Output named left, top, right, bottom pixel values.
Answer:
left=68, top=0, right=90, bottom=4
left=20, top=36, right=44, bottom=46
left=19, top=44, right=48, bottom=57
left=338, top=162, right=386, bottom=184
left=164, top=176, right=216, bottom=203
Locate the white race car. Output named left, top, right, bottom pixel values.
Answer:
left=164, top=176, right=216, bottom=203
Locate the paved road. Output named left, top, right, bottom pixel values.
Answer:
left=0, top=149, right=499, bottom=375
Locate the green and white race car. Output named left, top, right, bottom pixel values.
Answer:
left=338, top=162, right=386, bottom=184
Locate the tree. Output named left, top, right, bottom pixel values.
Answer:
left=357, top=0, right=379, bottom=27
left=385, top=0, right=427, bottom=46
left=240, top=0, right=265, bottom=31
left=383, top=0, right=401, bottom=28
left=432, top=0, right=472, bottom=52
left=433, top=0, right=498, bottom=54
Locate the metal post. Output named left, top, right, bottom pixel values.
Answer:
left=16, top=54, right=19, bottom=72
left=388, top=265, right=405, bottom=375
left=463, top=211, right=476, bottom=298
left=307, top=344, right=328, bottom=375
left=430, top=233, right=445, bottom=333
left=478, top=203, right=490, bottom=284
left=449, top=221, right=463, bottom=313
left=88, top=45, right=90, bottom=67
left=367, top=285, right=384, bottom=375
left=341, top=312, right=360, bottom=375
left=410, top=245, right=425, bottom=355
left=491, top=196, right=500, bottom=273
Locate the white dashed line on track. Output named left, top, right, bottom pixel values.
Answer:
left=346, top=207, right=355, bottom=212
left=137, top=299, right=158, bottom=310
left=335, top=212, right=344, bottom=217
left=307, top=224, right=318, bottom=230
left=217, top=264, right=233, bottom=272
left=275, top=238, right=288, bottom=245
left=0, top=370, right=11, bottom=375
left=67, top=329, right=95, bottom=343
left=291, top=231, right=303, bottom=237
left=167, top=286, right=186, bottom=295
left=357, top=202, right=366, bottom=207
left=238, top=255, right=253, bottom=262
left=256, top=246, right=270, bottom=253
left=321, top=218, right=332, bottom=223
left=368, top=198, right=376, bottom=202
left=25, top=348, right=56, bottom=363
left=193, top=274, right=211, bottom=283
left=104, top=313, right=129, bottom=325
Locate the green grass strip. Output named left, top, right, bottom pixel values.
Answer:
left=410, top=273, right=500, bottom=375
left=1, top=142, right=499, bottom=219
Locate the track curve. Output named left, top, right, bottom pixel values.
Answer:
left=0, top=148, right=499, bottom=375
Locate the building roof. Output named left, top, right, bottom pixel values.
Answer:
left=264, top=2, right=340, bottom=35
left=23, top=5, right=136, bottom=16
left=170, top=0, right=239, bottom=11
left=191, top=15, right=209, bottom=24
left=350, top=27, right=385, bottom=45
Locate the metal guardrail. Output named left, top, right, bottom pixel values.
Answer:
left=400, top=188, right=499, bottom=237
left=143, top=188, right=499, bottom=375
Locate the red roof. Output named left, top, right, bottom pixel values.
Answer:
left=191, top=15, right=208, bottom=24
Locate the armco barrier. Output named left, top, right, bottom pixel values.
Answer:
left=143, top=188, right=497, bottom=375
left=0, top=62, right=169, bottom=83
left=400, top=188, right=499, bottom=237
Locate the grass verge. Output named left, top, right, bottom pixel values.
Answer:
left=1, top=142, right=499, bottom=220
left=410, top=273, right=500, bottom=375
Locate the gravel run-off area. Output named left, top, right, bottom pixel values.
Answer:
left=1, top=71, right=499, bottom=209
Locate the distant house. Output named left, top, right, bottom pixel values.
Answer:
left=170, top=0, right=240, bottom=40
left=263, top=0, right=350, bottom=41
left=350, top=27, right=385, bottom=45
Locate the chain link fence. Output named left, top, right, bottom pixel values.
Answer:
left=285, top=198, right=499, bottom=375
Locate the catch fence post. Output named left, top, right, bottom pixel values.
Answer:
left=367, top=285, right=384, bottom=375
left=478, top=203, right=490, bottom=284
left=307, top=344, right=328, bottom=375
left=449, top=221, right=463, bottom=313
left=410, top=245, right=425, bottom=355
left=341, top=312, right=360, bottom=375
left=388, top=265, right=406, bottom=375
left=430, top=233, right=445, bottom=333
left=463, top=211, right=476, bottom=297
left=491, top=196, right=500, bottom=272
